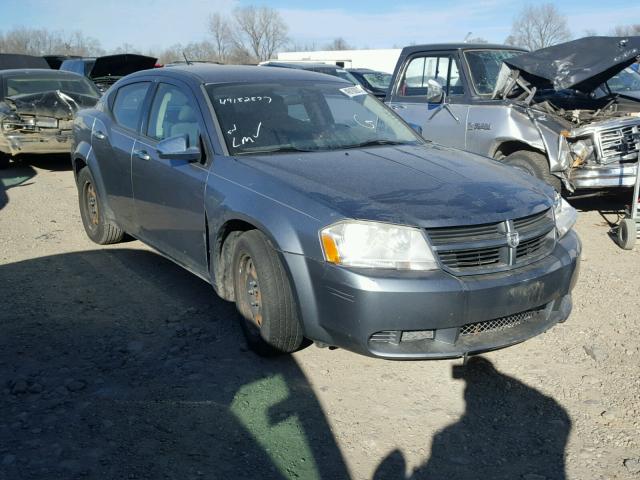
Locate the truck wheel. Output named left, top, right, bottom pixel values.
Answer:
left=77, top=167, right=124, bottom=245
left=232, top=230, right=304, bottom=356
left=617, top=218, right=636, bottom=250
left=504, top=150, right=561, bottom=192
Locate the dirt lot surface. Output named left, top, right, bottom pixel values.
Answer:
left=1, top=156, right=639, bottom=480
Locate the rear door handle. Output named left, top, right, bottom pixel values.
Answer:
left=390, top=105, right=406, bottom=110
left=134, top=150, right=151, bottom=161
left=93, top=130, right=106, bottom=140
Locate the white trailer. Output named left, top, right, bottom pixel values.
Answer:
left=277, top=49, right=402, bottom=74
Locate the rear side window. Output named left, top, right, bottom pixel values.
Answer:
left=112, top=82, right=150, bottom=131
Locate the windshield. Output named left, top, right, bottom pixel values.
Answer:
left=4, top=75, right=100, bottom=98
left=327, top=69, right=359, bottom=84
left=607, top=67, right=640, bottom=93
left=464, top=49, right=524, bottom=95
left=207, top=81, right=422, bottom=156
left=362, top=72, right=392, bottom=90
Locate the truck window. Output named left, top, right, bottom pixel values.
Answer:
left=398, top=55, right=464, bottom=98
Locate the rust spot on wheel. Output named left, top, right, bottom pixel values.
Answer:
left=85, top=182, right=99, bottom=227
left=239, top=255, right=263, bottom=327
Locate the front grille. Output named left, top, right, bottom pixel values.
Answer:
left=459, top=309, right=539, bottom=336
left=426, top=209, right=555, bottom=275
left=597, top=124, right=640, bottom=164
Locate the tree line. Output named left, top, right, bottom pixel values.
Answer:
left=1, top=4, right=639, bottom=64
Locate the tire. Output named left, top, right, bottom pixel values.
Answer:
left=77, top=167, right=124, bottom=245
left=232, top=230, right=304, bottom=356
left=617, top=218, right=636, bottom=250
left=504, top=150, right=562, bottom=192
left=0, top=154, right=9, bottom=170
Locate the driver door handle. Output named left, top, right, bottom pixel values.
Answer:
left=93, top=130, right=106, bottom=140
left=134, top=150, right=151, bottom=161
left=390, top=104, right=406, bottom=110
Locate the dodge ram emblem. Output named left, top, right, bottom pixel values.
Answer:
left=506, top=232, right=520, bottom=248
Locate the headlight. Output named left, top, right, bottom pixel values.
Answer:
left=554, top=193, right=577, bottom=238
left=320, top=220, right=438, bottom=270
left=569, top=138, right=594, bottom=166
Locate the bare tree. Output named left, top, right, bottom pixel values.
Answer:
left=612, top=24, right=640, bottom=36
left=231, top=6, right=289, bottom=62
left=208, top=13, right=232, bottom=62
left=0, top=27, right=103, bottom=56
left=466, top=36, right=488, bottom=44
left=506, top=4, right=571, bottom=51
left=324, top=37, right=352, bottom=51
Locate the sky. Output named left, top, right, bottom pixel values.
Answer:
left=1, top=0, right=639, bottom=52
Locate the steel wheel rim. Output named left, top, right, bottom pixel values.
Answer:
left=239, top=254, right=263, bottom=327
left=84, top=182, right=99, bottom=229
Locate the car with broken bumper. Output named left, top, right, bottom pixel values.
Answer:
left=71, top=65, right=580, bottom=359
left=0, top=61, right=100, bottom=165
left=386, top=37, right=640, bottom=191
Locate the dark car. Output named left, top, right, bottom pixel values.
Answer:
left=0, top=59, right=100, bottom=165
left=347, top=68, right=392, bottom=98
left=71, top=65, right=580, bottom=359
left=60, top=54, right=158, bottom=93
left=43, top=55, right=81, bottom=70
left=260, top=61, right=358, bottom=84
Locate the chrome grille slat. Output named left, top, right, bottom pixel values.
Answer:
left=459, top=309, right=539, bottom=336
left=598, top=124, right=640, bottom=163
left=426, top=209, right=555, bottom=275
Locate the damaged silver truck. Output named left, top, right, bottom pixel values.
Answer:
left=386, top=37, right=640, bottom=191
left=0, top=54, right=100, bottom=167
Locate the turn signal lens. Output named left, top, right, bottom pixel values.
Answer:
left=321, top=232, right=341, bottom=264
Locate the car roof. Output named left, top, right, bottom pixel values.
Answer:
left=263, top=61, right=343, bottom=69
left=348, top=68, right=387, bottom=74
left=126, top=64, right=351, bottom=85
left=400, top=43, right=527, bottom=56
left=0, top=68, right=86, bottom=78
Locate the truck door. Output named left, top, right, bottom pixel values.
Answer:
left=388, top=52, right=469, bottom=149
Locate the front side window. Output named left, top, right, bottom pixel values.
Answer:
left=463, top=49, right=523, bottom=95
left=147, top=83, right=201, bottom=147
left=398, top=55, right=463, bottom=97
left=111, top=82, right=150, bottom=131
left=207, top=81, right=423, bottom=156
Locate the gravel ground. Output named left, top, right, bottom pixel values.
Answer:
left=1, top=156, right=639, bottom=480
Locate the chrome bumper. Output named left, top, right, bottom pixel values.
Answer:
left=571, top=163, right=638, bottom=189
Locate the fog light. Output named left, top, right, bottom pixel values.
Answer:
left=401, top=330, right=435, bottom=342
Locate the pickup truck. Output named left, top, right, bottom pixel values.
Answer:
left=385, top=38, right=640, bottom=191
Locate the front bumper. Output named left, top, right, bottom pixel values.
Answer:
left=0, top=131, right=73, bottom=156
left=285, top=230, right=581, bottom=359
left=571, top=163, right=638, bottom=189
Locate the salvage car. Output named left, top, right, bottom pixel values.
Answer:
left=71, top=65, right=580, bottom=359
left=386, top=37, right=640, bottom=191
left=260, top=61, right=359, bottom=84
left=60, top=54, right=158, bottom=93
left=347, top=68, right=392, bottom=99
left=0, top=58, right=100, bottom=166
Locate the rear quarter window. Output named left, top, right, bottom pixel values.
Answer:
left=111, top=82, right=150, bottom=131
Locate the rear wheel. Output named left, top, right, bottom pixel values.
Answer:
left=232, top=230, right=304, bottom=356
left=77, top=167, right=124, bottom=245
left=504, top=150, right=561, bottom=192
left=617, top=218, right=636, bottom=250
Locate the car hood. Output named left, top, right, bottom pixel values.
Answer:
left=495, top=36, right=640, bottom=94
left=236, top=144, right=554, bottom=228
left=0, top=53, right=50, bottom=70
left=89, top=54, right=157, bottom=79
left=4, top=90, right=98, bottom=120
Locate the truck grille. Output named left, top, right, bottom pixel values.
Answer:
left=426, top=209, right=555, bottom=275
left=597, top=124, right=640, bottom=164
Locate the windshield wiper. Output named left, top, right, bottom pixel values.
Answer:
left=235, top=145, right=320, bottom=155
left=341, top=139, right=412, bottom=149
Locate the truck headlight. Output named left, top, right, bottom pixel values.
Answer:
left=320, top=220, right=439, bottom=270
left=554, top=192, right=577, bottom=238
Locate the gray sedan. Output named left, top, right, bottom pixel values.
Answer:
left=71, top=65, right=580, bottom=359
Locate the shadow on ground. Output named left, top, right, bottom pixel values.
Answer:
left=0, top=248, right=571, bottom=480
left=0, top=248, right=349, bottom=480
left=373, top=357, right=571, bottom=480
left=0, top=162, right=37, bottom=211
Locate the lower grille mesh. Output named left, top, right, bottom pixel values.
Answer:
left=459, top=310, right=538, bottom=336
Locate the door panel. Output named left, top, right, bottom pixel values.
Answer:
left=131, top=82, right=209, bottom=276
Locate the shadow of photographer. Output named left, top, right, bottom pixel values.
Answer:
left=374, top=357, right=571, bottom=480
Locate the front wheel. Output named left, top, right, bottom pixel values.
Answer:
left=504, top=150, right=561, bottom=192
left=77, top=167, right=124, bottom=245
left=232, top=230, right=304, bottom=356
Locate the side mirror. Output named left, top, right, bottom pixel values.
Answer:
left=157, top=134, right=201, bottom=163
left=426, top=78, right=445, bottom=104
left=407, top=122, right=423, bottom=135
